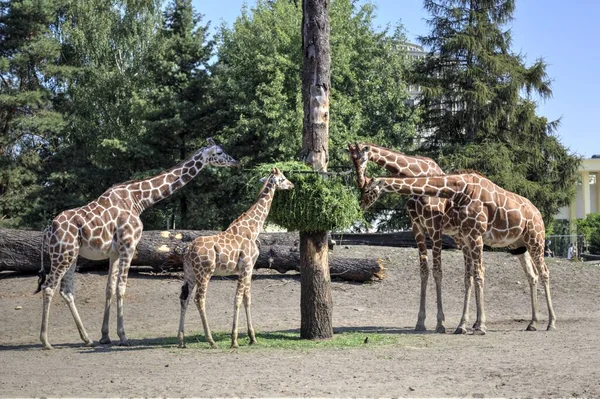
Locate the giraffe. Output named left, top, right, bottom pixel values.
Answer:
left=360, top=171, right=557, bottom=334
left=177, top=167, right=294, bottom=349
left=35, top=138, right=238, bottom=349
left=348, top=143, right=460, bottom=333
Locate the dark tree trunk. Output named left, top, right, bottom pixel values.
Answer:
left=300, top=231, right=333, bottom=338
left=300, top=0, right=333, bottom=340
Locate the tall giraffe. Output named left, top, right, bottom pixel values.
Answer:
left=177, top=167, right=294, bottom=349
left=348, top=143, right=460, bottom=333
left=36, top=138, right=238, bottom=349
left=360, top=172, right=557, bottom=334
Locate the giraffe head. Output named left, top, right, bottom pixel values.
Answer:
left=360, top=177, right=383, bottom=210
left=201, top=138, right=239, bottom=168
left=259, top=167, right=295, bottom=191
left=347, top=142, right=370, bottom=189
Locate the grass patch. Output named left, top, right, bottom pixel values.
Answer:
left=153, top=330, right=413, bottom=351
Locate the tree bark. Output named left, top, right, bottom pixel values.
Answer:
left=300, top=231, right=333, bottom=338
left=300, top=0, right=333, bottom=340
left=0, top=229, right=386, bottom=282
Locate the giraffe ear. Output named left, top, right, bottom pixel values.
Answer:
left=272, top=167, right=280, bottom=174
left=206, top=137, right=216, bottom=146
left=259, top=176, right=268, bottom=183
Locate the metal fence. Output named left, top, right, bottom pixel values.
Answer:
left=546, top=234, right=585, bottom=259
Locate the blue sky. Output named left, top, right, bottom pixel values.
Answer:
left=192, top=0, right=599, bottom=159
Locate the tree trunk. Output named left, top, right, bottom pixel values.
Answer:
left=300, top=231, right=333, bottom=338
left=300, top=0, right=333, bottom=340
left=0, top=229, right=386, bottom=282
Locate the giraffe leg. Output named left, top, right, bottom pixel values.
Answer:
left=194, top=275, right=216, bottom=348
left=242, top=271, right=257, bottom=345
left=516, top=252, right=539, bottom=331
left=40, top=278, right=58, bottom=350
left=411, top=217, right=429, bottom=332
left=177, top=278, right=194, bottom=348
left=430, top=228, right=445, bottom=334
left=471, top=237, right=487, bottom=335
left=59, top=262, right=93, bottom=347
left=455, top=245, right=473, bottom=335
left=40, top=251, right=75, bottom=349
left=532, top=249, right=557, bottom=331
left=115, top=248, right=136, bottom=346
left=231, top=276, right=245, bottom=349
left=100, top=255, right=119, bottom=345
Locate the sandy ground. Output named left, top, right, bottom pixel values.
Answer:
left=1, top=245, right=600, bottom=398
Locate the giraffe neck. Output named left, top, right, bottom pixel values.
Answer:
left=368, top=146, right=444, bottom=177
left=380, top=175, right=466, bottom=200
left=227, top=179, right=276, bottom=241
left=122, top=147, right=210, bottom=213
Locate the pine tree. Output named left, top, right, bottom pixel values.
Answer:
left=0, top=0, right=73, bottom=227
left=24, top=0, right=162, bottom=227
left=139, top=0, right=216, bottom=229
left=411, top=0, right=579, bottom=223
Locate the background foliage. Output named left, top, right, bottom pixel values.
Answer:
left=408, top=0, right=580, bottom=227
left=576, top=213, right=600, bottom=254
left=0, top=0, right=580, bottom=234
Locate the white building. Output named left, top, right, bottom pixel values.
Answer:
left=555, top=156, right=600, bottom=231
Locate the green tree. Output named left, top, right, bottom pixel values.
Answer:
left=409, top=0, right=579, bottom=224
left=0, top=0, right=73, bottom=227
left=200, top=0, right=418, bottom=229
left=576, top=213, right=600, bottom=254
left=19, top=0, right=163, bottom=227
left=137, top=0, right=218, bottom=229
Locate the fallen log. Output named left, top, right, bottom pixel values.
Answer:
left=331, top=232, right=456, bottom=249
left=0, top=229, right=385, bottom=282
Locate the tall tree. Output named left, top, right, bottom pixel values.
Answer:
left=19, top=0, right=162, bottom=228
left=140, top=0, right=215, bottom=229
left=299, top=0, right=333, bottom=340
left=411, top=0, right=579, bottom=223
left=0, top=0, right=72, bottom=227
left=201, top=0, right=418, bottom=229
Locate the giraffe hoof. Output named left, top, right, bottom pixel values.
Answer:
left=472, top=327, right=487, bottom=335
left=415, top=324, right=427, bottom=332
left=178, top=343, right=187, bottom=349
left=435, top=326, right=446, bottom=334
left=525, top=324, right=537, bottom=331
left=99, top=337, right=112, bottom=345
left=249, top=339, right=257, bottom=345
left=42, top=344, right=54, bottom=350
left=546, top=324, right=557, bottom=331
left=230, top=343, right=239, bottom=349
left=118, top=340, right=131, bottom=347
left=454, top=327, right=468, bottom=335
left=84, top=340, right=95, bottom=347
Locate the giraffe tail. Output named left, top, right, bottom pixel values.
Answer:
left=34, top=226, right=49, bottom=294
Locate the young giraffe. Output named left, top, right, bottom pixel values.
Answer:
left=348, top=143, right=461, bottom=333
left=36, top=138, right=238, bottom=349
left=361, top=172, right=557, bottom=334
left=178, top=167, right=294, bottom=349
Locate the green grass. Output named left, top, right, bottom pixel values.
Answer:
left=151, top=330, right=420, bottom=351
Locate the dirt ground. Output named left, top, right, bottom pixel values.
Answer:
left=1, top=245, right=600, bottom=398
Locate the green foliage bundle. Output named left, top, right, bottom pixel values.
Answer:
left=248, top=162, right=362, bottom=233
left=576, top=213, right=600, bottom=254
